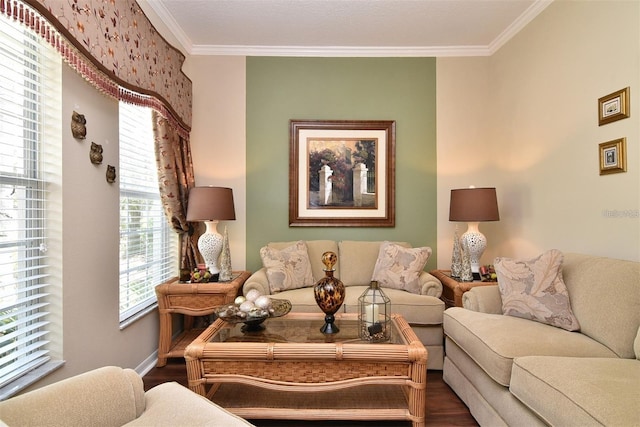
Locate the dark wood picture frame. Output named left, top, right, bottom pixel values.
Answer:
left=289, top=119, right=396, bottom=227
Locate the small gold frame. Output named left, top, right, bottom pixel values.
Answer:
left=598, top=87, right=630, bottom=126
left=599, top=138, right=627, bottom=175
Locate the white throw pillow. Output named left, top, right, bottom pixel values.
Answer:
left=371, top=241, right=431, bottom=294
left=495, top=249, right=580, bottom=331
left=260, top=241, right=314, bottom=293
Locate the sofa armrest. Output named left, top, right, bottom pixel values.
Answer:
left=126, top=382, right=254, bottom=426
left=0, top=366, right=143, bottom=426
left=242, top=268, right=272, bottom=296
left=462, top=285, right=503, bottom=314
left=418, top=271, right=443, bottom=297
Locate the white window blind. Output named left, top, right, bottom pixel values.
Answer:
left=119, top=102, right=177, bottom=323
left=0, top=14, right=61, bottom=389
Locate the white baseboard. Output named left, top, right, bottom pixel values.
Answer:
left=135, top=350, right=159, bottom=377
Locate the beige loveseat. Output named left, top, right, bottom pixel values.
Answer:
left=0, top=366, right=253, bottom=426
left=443, top=252, right=640, bottom=426
left=243, top=240, right=445, bottom=369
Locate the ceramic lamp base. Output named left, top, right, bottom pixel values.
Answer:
left=461, top=222, right=487, bottom=275
left=198, top=220, right=223, bottom=274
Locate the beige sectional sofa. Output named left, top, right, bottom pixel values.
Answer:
left=443, top=252, right=640, bottom=426
left=0, top=366, right=253, bottom=426
left=243, top=240, right=446, bottom=369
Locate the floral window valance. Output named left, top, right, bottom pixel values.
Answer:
left=4, top=0, right=193, bottom=133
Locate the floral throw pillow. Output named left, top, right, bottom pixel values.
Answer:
left=495, top=249, right=580, bottom=331
left=260, top=241, right=314, bottom=293
left=371, top=242, right=432, bottom=294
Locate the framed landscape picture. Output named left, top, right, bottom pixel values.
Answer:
left=289, top=119, right=396, bottom=227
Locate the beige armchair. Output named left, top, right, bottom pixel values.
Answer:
left=0, top=366, right=254, bottom=426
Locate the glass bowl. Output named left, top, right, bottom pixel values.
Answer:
left=215, top=298, right=292, bottom=330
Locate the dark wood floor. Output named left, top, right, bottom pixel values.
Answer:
left=143, top=360, right=478, bottom=427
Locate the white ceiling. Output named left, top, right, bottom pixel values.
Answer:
left=143, top=0, right=553, bottom=56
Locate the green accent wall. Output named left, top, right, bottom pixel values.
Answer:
left=246, top=57, right=437, bottom=272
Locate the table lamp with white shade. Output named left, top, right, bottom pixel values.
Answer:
left=186, top=187, right=236, bottom=279
left=449, top=187, right=500, bottom=280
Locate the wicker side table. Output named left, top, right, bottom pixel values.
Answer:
left=155, top=271, right=250, bottom=367
left=429, top=269, right=496, bottom=308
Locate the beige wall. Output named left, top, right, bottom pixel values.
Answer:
left=437, top=0, right=640, bottom=268
left=27, top=65, right=161, bottom=391
left=189, top=56, right=248, bottom=270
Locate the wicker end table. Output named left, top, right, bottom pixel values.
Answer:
left=184, top=312, right=428, bottom=426
left=154, top=271, right=250, bottom=367
left=430, top=269, right=497, bottom=308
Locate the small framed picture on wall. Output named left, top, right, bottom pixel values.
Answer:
left=598, top=87, right=630, bottom=126
left=598, top=137, right=627, bottom=175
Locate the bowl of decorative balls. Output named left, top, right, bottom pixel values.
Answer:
left=214, top=289, right=292, bottom=331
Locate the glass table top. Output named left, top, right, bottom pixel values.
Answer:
left=209, top=315, right=403, bottom=345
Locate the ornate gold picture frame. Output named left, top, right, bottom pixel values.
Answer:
left=598, top=87, right=630, bottom=126
left=599, top=137, right=627, bottom=175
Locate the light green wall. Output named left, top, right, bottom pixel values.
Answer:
left=246, top=57, right=437, bottom=272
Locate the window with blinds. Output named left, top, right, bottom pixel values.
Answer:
left=0, top=14, right=62, bottom=390
left=119, top=102, right=177, bottom=323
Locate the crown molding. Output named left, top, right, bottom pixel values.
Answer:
left=190, top=45, right=492, bottom=57
left=146, top=0, right=554, bottom=58
left=489, top=0, right=554, bottom=54
left=142, top=0, right=194, bottom=54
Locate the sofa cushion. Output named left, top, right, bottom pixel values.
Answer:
left=444, top=307, right=618, bottom=386
left=510, top=356, right=640, bottom=426
left=260, top=241, right=314, bottom=293
left=342, top=285, right=444, bottom=325
left=338, top=240, right=410, bottom=286
left=495, top=249, right=580, bottom=331
left=268, top=240, right=338, bottom=282
left=443, top=338, right=546, bottom=427
left=274, top=285, right=445, bottom=325
left=371, top=242, right=432, bottom=294
left=561, top=253, right=640, bottom=359
left=306, top=240, right=340, bottom=281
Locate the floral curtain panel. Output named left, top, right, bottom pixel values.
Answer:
left=152, top=111, right=200, bottom=272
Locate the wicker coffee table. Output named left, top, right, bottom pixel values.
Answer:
left=184, top=312, right=427, bottom=426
